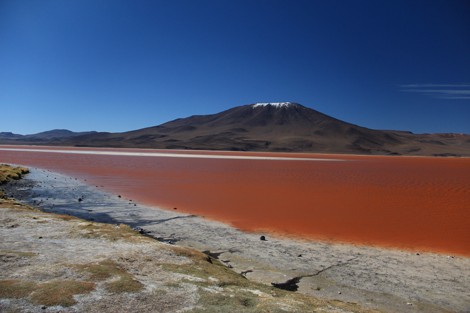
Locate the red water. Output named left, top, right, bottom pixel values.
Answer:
left=1, top=146, right=469, bottom=256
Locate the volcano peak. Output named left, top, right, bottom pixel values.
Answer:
left=40, top=102, right=470, bottom=156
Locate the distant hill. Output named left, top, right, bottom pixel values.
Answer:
left=0, top=132, right=24, bottom=140
left=0, top=129, right=97, bottom=142
left=2, top=103, right=470, bottom=156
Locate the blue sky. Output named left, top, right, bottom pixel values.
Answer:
left=1, top=0, right=469, bottom=135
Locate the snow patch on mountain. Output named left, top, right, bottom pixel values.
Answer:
left=252, top=102, right=295, bottom=108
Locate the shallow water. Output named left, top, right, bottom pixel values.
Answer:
left=1, top=146, right=469, bottom=256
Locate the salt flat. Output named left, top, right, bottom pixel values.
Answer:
left=4, top=167, right=470, bottom=313
left=0, top=147, right=345, bottom=161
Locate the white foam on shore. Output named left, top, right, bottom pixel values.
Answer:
left=0, top=148, right=345, bottom=162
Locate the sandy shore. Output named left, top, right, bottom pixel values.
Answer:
left=4, top=167, right=470, bottom=313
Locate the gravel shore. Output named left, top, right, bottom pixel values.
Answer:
left=4, top=167, right=470, bottom=313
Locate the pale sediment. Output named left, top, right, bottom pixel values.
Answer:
left=4, top=167, right=470, bottom=313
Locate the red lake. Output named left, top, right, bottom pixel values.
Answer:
left=1, top=146, right=469, bottom=257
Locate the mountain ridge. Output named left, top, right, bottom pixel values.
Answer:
left=0, top=129, right=96, bottom=141
left=1, top=103, right=470, bottom=156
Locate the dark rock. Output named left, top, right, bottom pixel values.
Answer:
left=133, top=227, right=150, bottom=234
left=271, top=277, right=302, bottom=291
left=260, top=236, right=266, bottom=241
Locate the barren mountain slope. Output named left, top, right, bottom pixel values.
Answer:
left=64, top=102, right=470, bottom=156
left=3, top=103, right=470, bottom=156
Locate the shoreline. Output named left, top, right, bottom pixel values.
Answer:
left=0, top=147, right=347, bottom=162
left=4, top=167, right=470, bottom=313
left=2, top=144, right=470, bottom=159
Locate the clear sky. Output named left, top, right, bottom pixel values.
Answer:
left=1, top=0, right=469, bottom=135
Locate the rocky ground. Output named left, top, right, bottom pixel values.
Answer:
left=2, top=200, right=381, bottom=312
left=2, top=167, right=469, bottom=312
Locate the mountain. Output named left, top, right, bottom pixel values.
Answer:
left=0, top=129, right=97, bottom=142
left=0, top=132, right=24, bottom=140
left=62, top=102, right=470, bottom=156
left=2, top=103, right=469, bottom=156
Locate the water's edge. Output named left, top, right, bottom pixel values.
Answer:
left=3, top=167, right=469, bottom=313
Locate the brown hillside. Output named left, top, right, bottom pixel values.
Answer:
left=2, top=102, right=470, bottom=156
left=64, top=102, right=470, bottom=156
